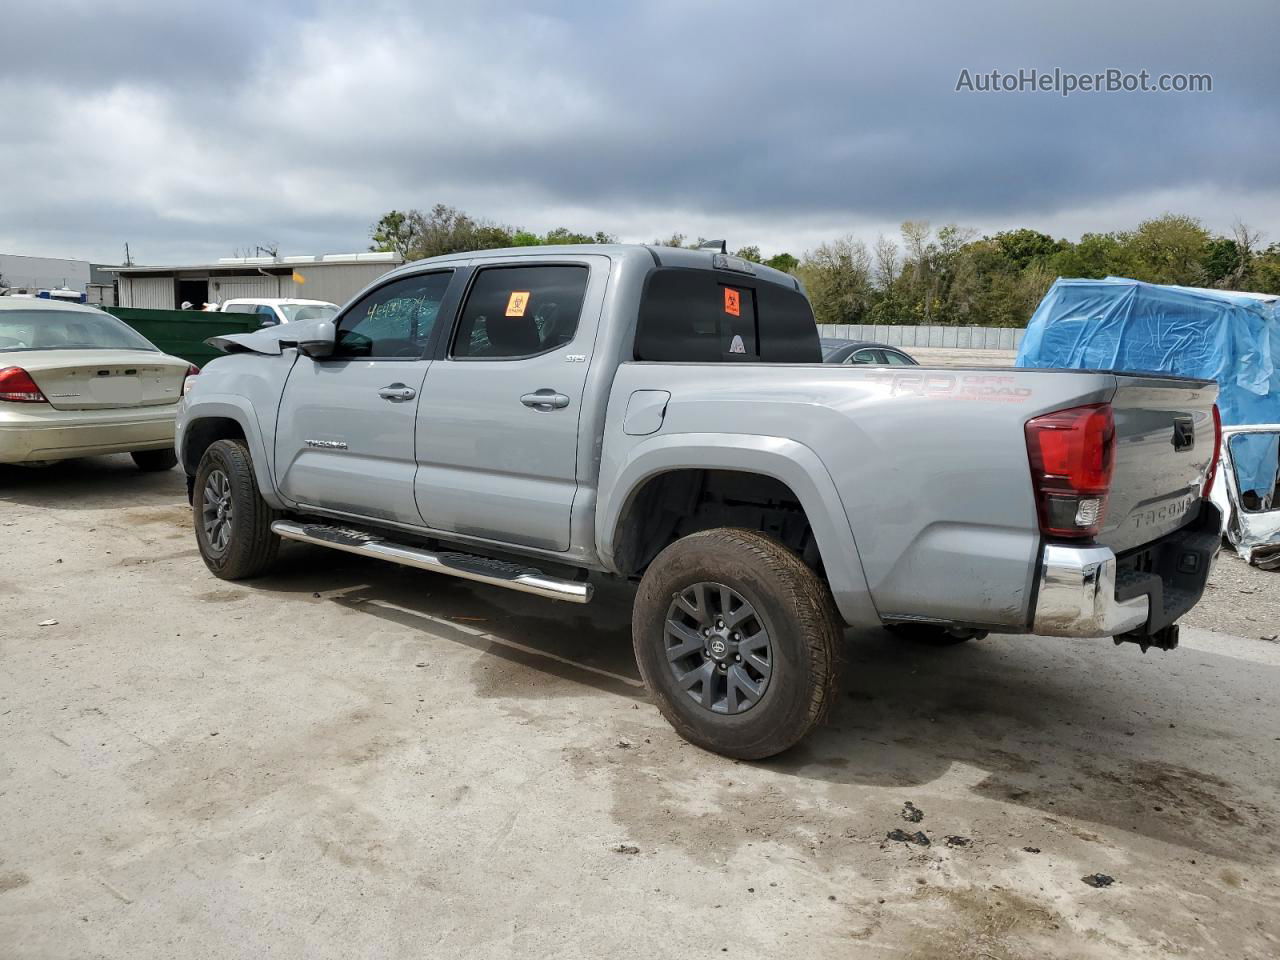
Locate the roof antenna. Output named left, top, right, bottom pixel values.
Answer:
left=698, top=239, right=727, bottom=253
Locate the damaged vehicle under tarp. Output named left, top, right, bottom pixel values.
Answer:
left=1019, top=277, right=1280, bottom=568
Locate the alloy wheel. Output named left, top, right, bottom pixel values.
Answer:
left=664, top=581, right=773, bottom=715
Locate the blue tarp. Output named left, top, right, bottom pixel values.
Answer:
left=1016, top=277, right=1280, bottom=496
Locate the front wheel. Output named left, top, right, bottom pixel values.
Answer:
left=193, top=439, right=279, bottom=580
left=632, top=528, right=842, bottom=760
left=131, top=448, right=178, bottom=472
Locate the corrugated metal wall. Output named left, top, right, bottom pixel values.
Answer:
left=817, top=323, right=1026, bottom=350
left=115, top=260, right=401, bottom=311
left=209, top=275, right=276, bottom=301
left=120, top=277, right=175, bottom=309
left=278, top=262, right=399, bottom=307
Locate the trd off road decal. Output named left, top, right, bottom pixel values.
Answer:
left=869, top=372, right=1033, bottom=403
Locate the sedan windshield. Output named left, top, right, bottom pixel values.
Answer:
left=0, top=309, right=159, bottom=352
left=279, top=304, right=338, bottom=323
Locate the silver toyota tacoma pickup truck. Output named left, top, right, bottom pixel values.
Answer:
left=177, top=244, right=1223, bottom=758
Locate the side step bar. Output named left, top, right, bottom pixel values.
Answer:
left=271, top=520, right=593, bottom=604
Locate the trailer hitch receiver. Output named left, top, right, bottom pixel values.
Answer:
left=1114, top=623, right=1179, bottom=653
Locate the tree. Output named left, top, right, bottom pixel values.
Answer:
left=733, top=245, right=763, bottom=263
left=873, top=235, right=899, bottom=290
left=543, top=227, right=614, bottom=245
left=1128, top=214, right=1211, bottom=286
left=992, top=228, right=1065, bottom=269
left=1250, top=242, right=1280, bottom=295
left=797, top=236, right=874, bottom=325
left=764, top=252, right=799, bottom=273
left=369, top=210, right=419, bottom=258
left=1047, top=231, right=1138, bottom=280
left=894, top=221, right=975, bottom=323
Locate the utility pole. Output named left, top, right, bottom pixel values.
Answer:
left=123, top=242, right=134, bottom=267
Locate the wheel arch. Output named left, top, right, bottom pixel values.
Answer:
left=597, top=433, right=880, bottom=628
left=180, top=398, right=285, bottom=509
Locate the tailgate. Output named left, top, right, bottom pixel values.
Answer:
left=1098, top=375, right=1218, bottom=554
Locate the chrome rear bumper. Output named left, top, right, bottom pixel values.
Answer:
left=1031, top=545, right=1149, bottom=638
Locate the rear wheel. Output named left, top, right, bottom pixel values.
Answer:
left=131, top=448, right=178, bottom=472
left=633, top=528, right=841, bottom=760
left=193, top=439, right=279, bottom=580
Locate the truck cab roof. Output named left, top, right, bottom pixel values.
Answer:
left=387, top=243, right=804, bottom=293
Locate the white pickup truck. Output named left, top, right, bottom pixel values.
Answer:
left=176, top=244, right=1222, bottom=758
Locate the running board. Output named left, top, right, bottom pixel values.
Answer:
left=270, top=520, right=593, bottom=604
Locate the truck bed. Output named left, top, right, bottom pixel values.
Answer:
left=599, top=362, right=1217, bottom=632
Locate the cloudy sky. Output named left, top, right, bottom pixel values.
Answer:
left=2, top=0, right=1277, bottom=264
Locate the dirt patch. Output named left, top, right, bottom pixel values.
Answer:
left=193, top=589, right=248, bottom=603
left=904, top=883, right=1067, bottom=960
left=0, top=872, right=31, bottom=893
left=976, top=758, right=1276, bottom=862
left=115, top=549, right=200, bottom=567
left=123, top=505, right=192, bottom=529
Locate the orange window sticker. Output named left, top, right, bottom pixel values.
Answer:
left=505, top=291, right=531, bottom=317
left=723, top=287, right=741, bottom=317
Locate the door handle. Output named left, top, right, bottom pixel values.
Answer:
left=520, top=389, right=570, bottom=410
left=378, top=383, right=416, bottom=402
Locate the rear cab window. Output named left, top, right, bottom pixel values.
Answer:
left=635, top=267, right=819, bottom=363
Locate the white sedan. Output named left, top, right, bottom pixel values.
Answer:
left=0, top=298, right=195, bottom=469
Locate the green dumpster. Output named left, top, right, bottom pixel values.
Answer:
left=106, top=308, right=261, bottom=369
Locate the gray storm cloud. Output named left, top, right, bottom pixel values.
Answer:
left=2, top=0, right=1276, bottom=262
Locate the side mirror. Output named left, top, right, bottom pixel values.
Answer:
left=259, top=317, right=279, bottom=329
left=296, top=320, right=336, bottom=359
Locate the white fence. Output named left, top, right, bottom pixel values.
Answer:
left=818, top=324, right=1026, bottom=350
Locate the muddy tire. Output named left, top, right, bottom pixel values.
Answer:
left=632, top=527, right=841, bottom=760
left=886, top=623, right=987, bottom=646
left=193, top=439, right=279, bottom=580
left=131, top=448, right=178, bottom=472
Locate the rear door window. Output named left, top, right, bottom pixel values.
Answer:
left=451, top=265, right=589, bottom=359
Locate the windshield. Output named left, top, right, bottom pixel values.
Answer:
left=0, top=309, right=159, bottom=352
left=279, top=303, right=338, bottom=323
left=819, top=340, right=847, bottom=359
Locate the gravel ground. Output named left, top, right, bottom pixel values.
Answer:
left=1, top=456, right=1278, bottom=960
left=1185, top=551, right=1280, bottom=640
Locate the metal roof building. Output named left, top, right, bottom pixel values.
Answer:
left=108, top=252, right=404, bottom=310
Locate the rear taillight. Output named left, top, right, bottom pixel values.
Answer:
left=1025, top=403, right=1116, bottom=539
left=0, top=366, right=48, bottom=403
left=181, top=364, right=200, bottom=397
left=1202, top=403, right=1223, bottom=498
